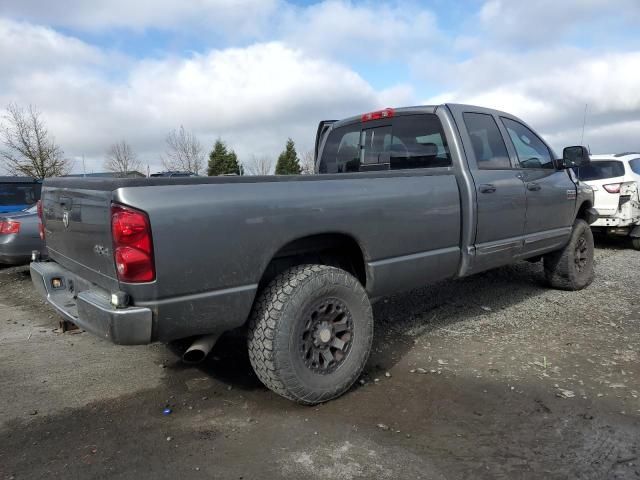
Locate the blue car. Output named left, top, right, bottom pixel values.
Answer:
left=0, top=205, right=45, bottom=265
left=0, top=177, right=42, bottom=214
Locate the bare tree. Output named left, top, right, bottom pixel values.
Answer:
left=0, top=103, right=71, bottom=178
left=245, top=154, right=274, bottom=175
left=162, top=125, right=204, bottom=175
left=300, top=150, right=316, bottom=175
left=104, top=140, right=141, bottom=175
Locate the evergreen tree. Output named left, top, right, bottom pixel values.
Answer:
left=275, top=138, right=301, bottom=175
left=207, top=139, right=241, bottom=176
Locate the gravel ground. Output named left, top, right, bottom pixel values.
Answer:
left=0, top=237, right=639, bottom=479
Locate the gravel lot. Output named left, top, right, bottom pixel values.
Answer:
left=1, top=238, right=639, bottom=479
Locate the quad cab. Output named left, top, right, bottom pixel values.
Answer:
left=31, top=104, right=597, bottom=404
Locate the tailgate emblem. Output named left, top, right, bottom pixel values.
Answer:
left=62, top=211, right=70, bottom=228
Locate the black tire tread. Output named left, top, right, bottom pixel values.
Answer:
left=544, top=219, right=595, bottom=290
left=247, top=264, right=372, bottom=405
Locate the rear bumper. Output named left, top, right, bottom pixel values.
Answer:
left=30, top=261, right=153, bottom=345
left=0, top=237, right=34, bottom=265
left=591, top=216, right=634, bottom=228
left=0, top=252, right=30, bottom=265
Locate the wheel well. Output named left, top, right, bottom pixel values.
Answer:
left=259, top=234, right=367, bottom=289
left=576, top=201, right=593, bottom=221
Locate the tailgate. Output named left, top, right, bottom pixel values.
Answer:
left=42, top=185, right=119, bottom=291
left=587, top=176, right=625, bottom=217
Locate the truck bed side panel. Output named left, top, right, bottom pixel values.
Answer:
left=115, top=173, right=461, bottom=339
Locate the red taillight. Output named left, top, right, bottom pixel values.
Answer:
left=603, top=183, right=621, bottom=194
left=0, top=220, right=21, bottom=234
left=111, top=204, right=155, bottom=283
left=37, top=200, right=45, bottom=240
left=361, top=107, right=394, bottom=122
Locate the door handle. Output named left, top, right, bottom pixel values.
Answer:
left=526, top=182, right=541, bottom=191
left=479, top=184, right=496, bottom=193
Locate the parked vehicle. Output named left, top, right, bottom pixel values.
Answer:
left=150, top=171, right=197, bottom=177
left=30, top=104, right=597, bottom=404
left=65, top=172, right=147, bottom=179
left=0, top=205, right=45, bottom=265
left=0, top=177, right=41, bottom=214
left=576, top=153, right=640, bottom=249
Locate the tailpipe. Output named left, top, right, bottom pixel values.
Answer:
left=182, top=334, right=220, bottom=364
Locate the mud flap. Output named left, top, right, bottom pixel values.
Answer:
left=585, top=207, right=599, bottom=225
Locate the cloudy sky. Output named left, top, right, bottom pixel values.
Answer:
left=1, top=0, right=639, bottom=174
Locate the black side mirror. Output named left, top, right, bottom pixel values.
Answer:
left=561, top=145, right=590, bottom=168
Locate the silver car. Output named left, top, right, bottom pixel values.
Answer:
left=0, top=206, right=44, bottom=265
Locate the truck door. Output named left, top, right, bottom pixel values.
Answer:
left=461, top=112, right=527, bottom=272
left=499, top=117, right=576, bottom=255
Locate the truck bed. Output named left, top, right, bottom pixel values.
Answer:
left=41, top=170, right=462, bottom=342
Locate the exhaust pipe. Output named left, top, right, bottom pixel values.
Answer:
left=182, top=334, right=220, bottom=364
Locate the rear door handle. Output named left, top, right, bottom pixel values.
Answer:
left=526, top=182, right=541, bottom=191
left=479, top=184, right=496, bottom=193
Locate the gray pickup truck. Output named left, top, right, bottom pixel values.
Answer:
left=31, top=104, right=597, bottom=404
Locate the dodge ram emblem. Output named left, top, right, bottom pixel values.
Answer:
left=62, top=211, right=70, bottom=229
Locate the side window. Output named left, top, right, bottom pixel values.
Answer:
left=463, top=113, right=511, bottom=169
left=629, top=158, right=640, bottom=175
left=501, top=117, right=554, bottom=169
left=389, top=115, right=451, bottom=169
left=318, top=124, right=361, bottom=173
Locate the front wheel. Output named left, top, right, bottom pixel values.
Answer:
left=247, top=264, right=373, bottom=405
left=631, top=236, right=640, bottom=251
left=543, top=219, right=595, bottom=290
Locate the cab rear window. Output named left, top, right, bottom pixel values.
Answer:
left=576, top=161, right=625, bottom=181
left=318, top=114, right=451, bottom=174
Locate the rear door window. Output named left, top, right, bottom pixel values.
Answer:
left=576, top=161, right=625, bottom=181
left=318, top=114, right=451, bottom=173
left=501, top=118, right=554, bottom=169
left=462, top=113, right=511, bottom=169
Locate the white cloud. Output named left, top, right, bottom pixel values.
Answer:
left=0, top=0, right=279, bottom=35
left=1, top=1, right=640, bottom=175
left=0, top=19, right=409, bottom=174
left=424, top=49, right=640, bottom=154
left=279, top=1, right=442, bottom=61
left=478, top=0, right=640, bottom=46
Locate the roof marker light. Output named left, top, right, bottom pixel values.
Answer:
left=361, top=108, right=395, bottom=122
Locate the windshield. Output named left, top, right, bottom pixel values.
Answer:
left=0, top=182, right=41, bottom=207
left=576, top=161, right=625, bottom=181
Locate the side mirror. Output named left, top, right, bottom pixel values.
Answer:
left=561, top=145, right=590, bottom=169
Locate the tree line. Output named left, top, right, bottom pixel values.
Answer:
left=0, top=103, right=315, bottom=179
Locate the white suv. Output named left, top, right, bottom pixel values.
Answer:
left=576, top=153, right=640, bottom=249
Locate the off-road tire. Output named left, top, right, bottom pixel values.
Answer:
left=631, top=236, right=640, bottom=251
left=247, top=264, right=373, bottom=405
left=543, top=219, right=594, bottom=290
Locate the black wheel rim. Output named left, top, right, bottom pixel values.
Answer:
left=300, top=298, right=354, bottom=374
left=575, top=234, right=588, bottom=272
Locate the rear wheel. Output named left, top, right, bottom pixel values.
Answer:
left=543, top=219, right=594, bottom=290
left=247, top=264, right=373, bottom=405
left=632, top=237, right=640, bottom=251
